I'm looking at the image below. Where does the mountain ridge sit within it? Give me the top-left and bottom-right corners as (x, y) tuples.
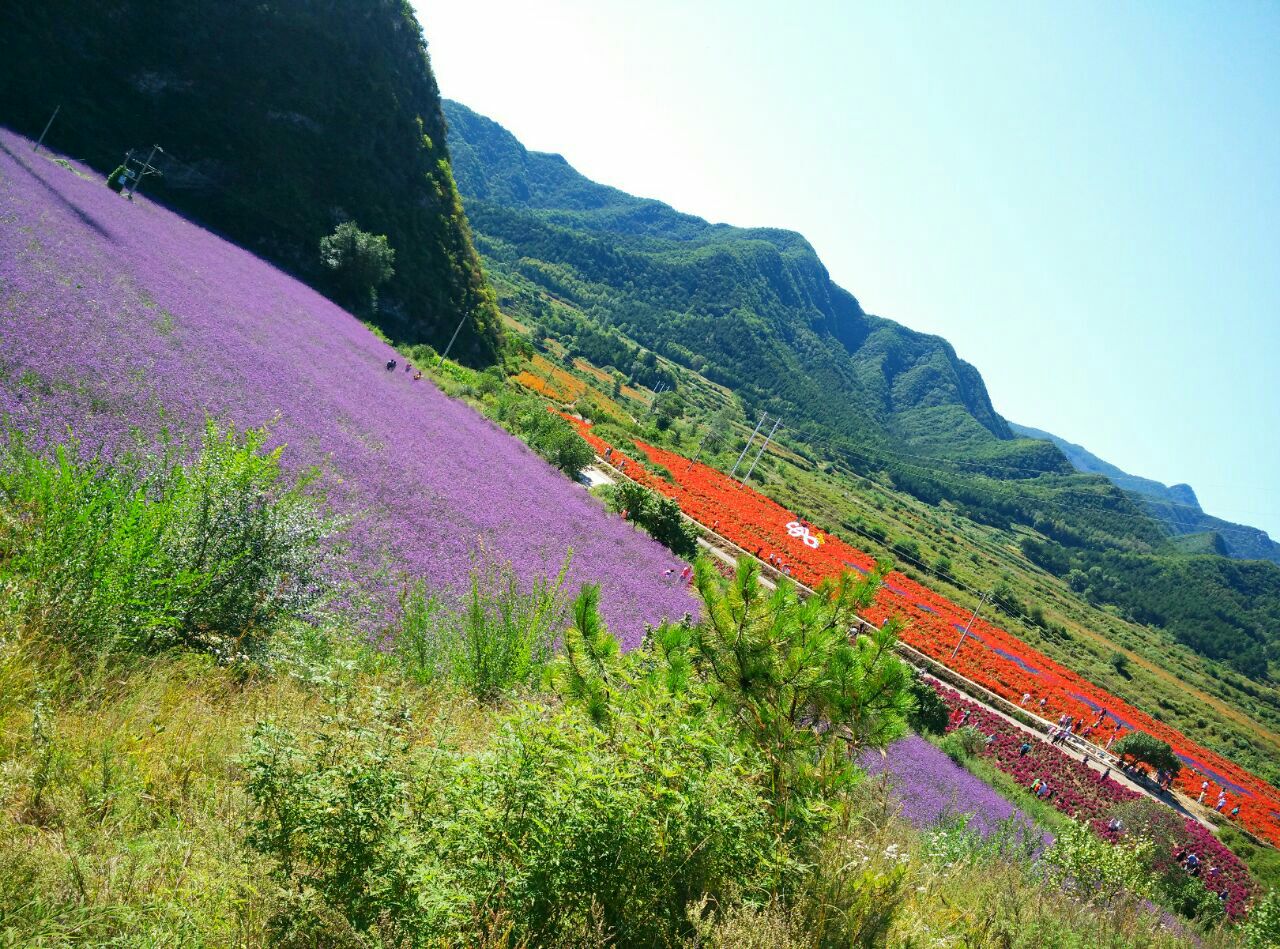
(444, 99), (1045, 468)
(1011, 423), (1280, 564)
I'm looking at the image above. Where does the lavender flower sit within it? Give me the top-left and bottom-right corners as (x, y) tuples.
(861, 735), (1047, 847)
(0, 130), (697, 644)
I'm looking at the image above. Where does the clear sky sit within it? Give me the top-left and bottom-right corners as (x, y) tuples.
(417, 0), (1280, 540)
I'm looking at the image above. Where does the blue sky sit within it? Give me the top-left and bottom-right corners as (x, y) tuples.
(417, 0), (1280, 540)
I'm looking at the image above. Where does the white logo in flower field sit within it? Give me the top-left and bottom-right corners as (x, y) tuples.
(786, 521), (823, 548)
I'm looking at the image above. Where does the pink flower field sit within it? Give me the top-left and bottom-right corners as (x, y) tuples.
(0, 130), (697, 641)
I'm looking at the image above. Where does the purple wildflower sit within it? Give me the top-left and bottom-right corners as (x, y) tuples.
(0, 130), (698, 645)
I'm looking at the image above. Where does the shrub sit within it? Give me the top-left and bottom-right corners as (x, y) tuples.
(245, 672), (778, 946)
(1242, 888), (1280, 947)
(489, 394), (595, 480)
(396, 554), (568, 700)
(938, 726), (986, 762)
(1043, 819), (1151, 908)
(319, 221), (396, 315)
(0, 420), (330, 664)
(906, 671), (950, 735)
(604, 481), (697, 558)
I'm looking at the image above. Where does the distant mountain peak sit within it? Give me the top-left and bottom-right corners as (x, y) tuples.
(1010, 422), (1278, 563)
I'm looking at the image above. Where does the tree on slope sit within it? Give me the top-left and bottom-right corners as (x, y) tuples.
(1112, 731), (1182, 778)
(320, 221), (396, 316)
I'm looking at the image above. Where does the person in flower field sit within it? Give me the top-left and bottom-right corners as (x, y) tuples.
(1198, 780), (1210, 804)
(1021, 692), (1031, 706)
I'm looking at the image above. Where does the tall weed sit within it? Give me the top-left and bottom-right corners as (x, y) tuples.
(0, 419), (331, 663)
(397, 553), (568, 700)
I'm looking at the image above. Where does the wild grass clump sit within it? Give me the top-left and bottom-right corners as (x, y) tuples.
(0, 426), (1261, 947)
(395, 553), (568, 700)
(0, 418), (332, 665)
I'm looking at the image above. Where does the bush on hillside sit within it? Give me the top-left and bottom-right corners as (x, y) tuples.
(319, 221), (396, 316)
(1112, 731), (1182, 778)
(489, 394), (594, 480)
(603, 481), (698, 559)
(0, 420), (331, 663)
(245, 663), (778, 946)
(907, 671), (951, 735)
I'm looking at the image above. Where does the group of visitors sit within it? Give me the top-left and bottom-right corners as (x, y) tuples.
(1194, 779), (1239, 816)
(1029, 776), (1055, 801)
(1172, 848), (1229, 901)
(383, 358), (422, 380)
(663, 564), (694, 585)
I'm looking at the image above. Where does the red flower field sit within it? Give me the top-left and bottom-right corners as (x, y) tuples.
(573, 419), (1280, 849)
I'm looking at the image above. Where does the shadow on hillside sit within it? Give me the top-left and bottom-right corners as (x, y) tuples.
(0, 136), (116, 243)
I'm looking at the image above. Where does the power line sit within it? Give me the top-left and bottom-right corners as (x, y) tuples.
(729, 412), (768, 478)
(742, 416), (781, 483)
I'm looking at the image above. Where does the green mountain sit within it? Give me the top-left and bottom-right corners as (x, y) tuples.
(1011, 423), (1280, 564)
(445, 100), (1280, 679)
(1, 0), (501, 362)
(445, 100), (1065, 473)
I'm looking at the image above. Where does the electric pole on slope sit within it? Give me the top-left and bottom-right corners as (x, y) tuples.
(646, 381), (668, 416)
(950, 590), (991, 661)
(123, 144), (163, 199)
(691, 427), (720, 464)
(742, 416), (781, 483)
(730, 412), (768, 477)
(437, 312), (468, 367)
(32, 105), (60, 154)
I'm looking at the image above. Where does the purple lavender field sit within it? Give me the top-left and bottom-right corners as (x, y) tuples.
(862, 736), (1047, 843)
(0, 130), (697, 642)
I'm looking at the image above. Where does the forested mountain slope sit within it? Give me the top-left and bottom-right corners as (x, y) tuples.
(445, 100), (1055, 469)
(1, 0), (501, 362)
(445, 100), (1280, 681)
(1013, 423), (1280, 564)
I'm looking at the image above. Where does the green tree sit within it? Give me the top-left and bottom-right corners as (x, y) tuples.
(652, 390), (684, 431)
(682, 557), (912, 837)
(319, 221), (396, 315)
(906, 671), (950, 735)
(1111, 731), (1182, 777)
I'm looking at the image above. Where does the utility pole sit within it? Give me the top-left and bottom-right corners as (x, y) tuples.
(742, 416), (780, 482)
(950, 590), (991, 661)
(646, 381), (668, 415)
(124, 144), (163, 199)
(32, 105), (60, 154)
(691, 427), (719, 464)
(730, 412), (767, 477)
(437, 312), (468, 367)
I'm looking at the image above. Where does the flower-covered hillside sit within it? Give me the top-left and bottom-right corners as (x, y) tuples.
(569, 417), (1280, 847)
(861, 735), (1047, 847)
(0, 131), (696, 641)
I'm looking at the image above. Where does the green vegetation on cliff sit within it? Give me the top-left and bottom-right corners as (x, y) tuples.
(2, 0), (501, 361)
